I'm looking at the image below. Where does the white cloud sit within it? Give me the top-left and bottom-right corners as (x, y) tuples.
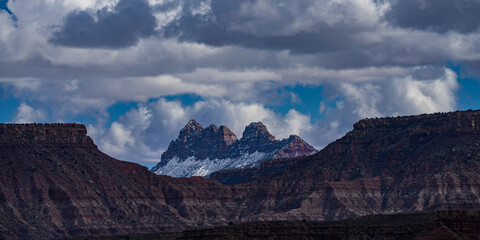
(282, 109), (313, 136)
(339, 68), (459, 119)
(178, 68), (281, 84)
(13, 103), (46, 123)
(90, 98), (314, 165)
(389, 68), (459, 115)
(100, 122), (135, 155)
(341, 83), (383, 118)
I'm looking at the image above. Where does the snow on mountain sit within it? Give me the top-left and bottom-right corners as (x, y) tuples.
(150, 119), (316, 177)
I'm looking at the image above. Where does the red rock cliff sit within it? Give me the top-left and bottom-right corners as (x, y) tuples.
(233, 110), (480, 222)
(0, 124), (236, 239)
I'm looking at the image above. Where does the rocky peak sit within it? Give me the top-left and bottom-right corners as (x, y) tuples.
(288, 135), (301, 141)
(218, 125), (237, 146)
(152, 120), (316, 177)
(273, 134), (317, 159)
(234, 122), (277, 155)
(202, 124), (220, 140)
(158, 120), (241, 164)
(205, 124), (218, 132)
(178, 119), (203, 140)
(242, 122), (275, 141)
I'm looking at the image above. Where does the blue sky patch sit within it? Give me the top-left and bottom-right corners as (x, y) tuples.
(450, 65), (480, 111)
(0, 0), (16, 20)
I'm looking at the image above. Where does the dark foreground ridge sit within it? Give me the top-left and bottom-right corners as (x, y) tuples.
(1, 109), (480, 239)
(71, 210), (480, 240)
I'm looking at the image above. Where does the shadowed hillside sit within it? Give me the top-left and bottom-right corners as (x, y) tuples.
(72, 210), (480, 240)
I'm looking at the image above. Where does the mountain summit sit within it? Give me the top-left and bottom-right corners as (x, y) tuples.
(150, 120), (316, 177)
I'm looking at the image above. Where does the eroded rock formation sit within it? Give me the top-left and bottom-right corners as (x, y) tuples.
(151, 120), (316, 177)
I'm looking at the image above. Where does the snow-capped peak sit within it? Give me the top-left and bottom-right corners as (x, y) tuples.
(150, 120), (316, 177)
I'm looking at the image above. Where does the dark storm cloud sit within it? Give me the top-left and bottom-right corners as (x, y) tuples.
(384, 0), (480, 33)
(50, 0), (157, 49)
(161, 0), (364, 54)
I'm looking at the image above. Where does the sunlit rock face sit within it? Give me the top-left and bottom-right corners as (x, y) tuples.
(151, 120), (316, 177)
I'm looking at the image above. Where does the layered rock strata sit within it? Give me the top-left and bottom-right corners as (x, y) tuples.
(0, 124), (236, 239)
(232, 110), (480, 222)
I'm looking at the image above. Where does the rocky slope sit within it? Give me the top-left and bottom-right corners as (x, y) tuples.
(232, 110), (480, 222)
(150, 120), (316, 177)
(210, 157), (301, 185)
(0, 124), (237, 239)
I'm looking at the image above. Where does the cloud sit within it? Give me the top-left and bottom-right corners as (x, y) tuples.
(389, 68), (459, 114)
(282, 109), (313, 136)
(50, 0), (157, 49)
(160, 0), (383, 54)
(13, 103), (46, 123)
(384, 0), (480, 33)
(339, 68), (459, 118)
(91, 98), (314, 165)
(2, 0), (480, 84)
(341, 83), (383, 118)
(98, 106), (151, 156)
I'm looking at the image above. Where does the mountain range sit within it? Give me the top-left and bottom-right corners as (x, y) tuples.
(1, 109), (480, 239)
(150, 120), (316, 177)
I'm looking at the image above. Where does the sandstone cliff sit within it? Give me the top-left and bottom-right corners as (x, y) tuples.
(0, 124), (236, 239)
(233, 110), (480, 222)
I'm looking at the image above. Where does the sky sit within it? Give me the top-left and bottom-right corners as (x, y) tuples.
(1, 0), (480, 168)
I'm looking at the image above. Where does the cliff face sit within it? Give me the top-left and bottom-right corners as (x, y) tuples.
(0, 123), (93, 145)
(151, 120), (316, 177)
(233, 110), (480, 222)
(0, 124), (236, 240)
